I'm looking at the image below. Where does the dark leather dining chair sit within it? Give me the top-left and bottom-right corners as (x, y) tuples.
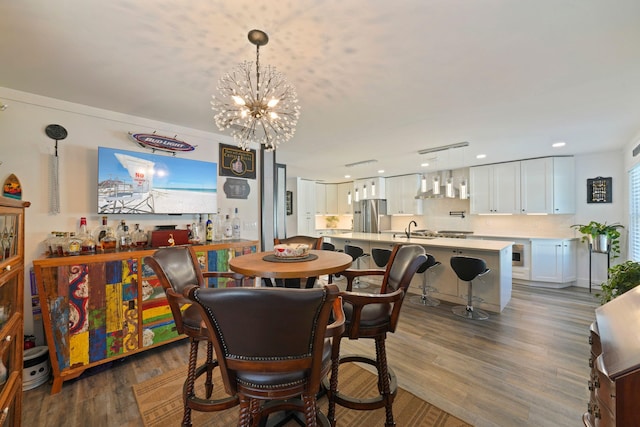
(325, 244), (426, 427)
(144, 246), (244, 427)
(186, 284), (345, 427)
(272, 235), (324, 288)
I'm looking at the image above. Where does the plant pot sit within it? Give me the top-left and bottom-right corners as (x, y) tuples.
(591, 234), (611, 253)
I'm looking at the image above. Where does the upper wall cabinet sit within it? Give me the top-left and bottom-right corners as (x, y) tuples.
(315, 183), (338, 215)
(337, 182), (354, 215)
(353, 177), (386, 200)
(386, 174), (423, 215)
(470, 162), (521, 214)
(470, 156), (575, 215)
(520, 157), (575, 214)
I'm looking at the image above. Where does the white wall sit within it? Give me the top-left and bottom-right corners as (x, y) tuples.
(0, 87), (261, 338)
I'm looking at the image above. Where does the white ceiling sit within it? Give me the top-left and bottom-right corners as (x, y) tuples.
(2, 0), (640, 182)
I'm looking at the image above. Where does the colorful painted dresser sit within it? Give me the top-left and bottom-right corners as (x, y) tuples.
(32, 240), (258, 394)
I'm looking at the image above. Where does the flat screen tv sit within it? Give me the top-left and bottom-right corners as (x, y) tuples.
(97, 146), (217, 214)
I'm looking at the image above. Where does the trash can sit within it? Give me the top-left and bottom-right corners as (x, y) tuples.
(23, 346), (50, 391)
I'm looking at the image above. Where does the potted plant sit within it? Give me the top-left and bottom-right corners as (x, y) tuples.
(598, 260), (640, 304)
(571, 221), (624, 258)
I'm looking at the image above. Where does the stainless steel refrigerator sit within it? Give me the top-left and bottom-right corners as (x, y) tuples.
(353, 199), (387, 233)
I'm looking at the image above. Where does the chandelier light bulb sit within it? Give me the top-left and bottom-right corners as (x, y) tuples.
(347, 191), (352, 205)
(371, 181), (376, 196)
(421, 175), (427, 192)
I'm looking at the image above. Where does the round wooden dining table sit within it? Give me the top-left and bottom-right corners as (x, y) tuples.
(229, 249), (353, 279)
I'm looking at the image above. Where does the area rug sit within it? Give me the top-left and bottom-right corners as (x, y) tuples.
(133, 363), (471, 427)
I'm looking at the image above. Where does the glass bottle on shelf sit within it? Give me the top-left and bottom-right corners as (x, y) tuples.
(206, 214), (213, 242)
(99, 227), (117, 251)
(223, 214), (233, 240)
(66, 232), (81, 256)
(132, 224), (148, 248)
(214, 210), (224, 241)
(232, 208), (241, 239)
(94, 216), (112, 245)
(44, 232), (58, 256)
(119, 224), (132, 250)
(188, 222), (201, 244)
(78, 217), (96, 254)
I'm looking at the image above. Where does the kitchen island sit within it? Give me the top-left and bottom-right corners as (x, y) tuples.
(329, 232), (513, 313)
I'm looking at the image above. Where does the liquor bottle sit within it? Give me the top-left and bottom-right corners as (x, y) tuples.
(99, 227), (117, 251)
(78, 217), (96, 254)
(189, 222), (201, 244)
(214, 210), (224, 241)
(116, 220), (127, 250)
(223, 214), (233, 239)
(119, 224), (132, 250)
(66, 232), (81, 256)
(206, 214), (214, 242)
(232, 208), (241, 239)
(132, 224), (148, 248)
(94, 216), (111, 244)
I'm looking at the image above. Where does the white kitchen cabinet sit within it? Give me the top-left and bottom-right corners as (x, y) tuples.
(470, 162), (521, 214)
(520, 157), (575, 214)
(315, 183), (338, 215)
(386, 174), (423, 215)
(315, 183), (326, 215)
(295, 178), (317, 235)
(353, 177), (386, 200)
(337, 182), (354, 215)
(530, 239), (577, 284)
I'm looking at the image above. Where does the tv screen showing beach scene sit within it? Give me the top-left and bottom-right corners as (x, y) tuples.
(97, 146), (217, 214)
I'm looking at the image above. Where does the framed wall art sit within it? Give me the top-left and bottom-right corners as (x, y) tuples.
(587, 176), (612, 203)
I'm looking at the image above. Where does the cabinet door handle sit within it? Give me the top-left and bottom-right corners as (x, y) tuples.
(3, 264), (9, 272)
(4, 335), (11, 342)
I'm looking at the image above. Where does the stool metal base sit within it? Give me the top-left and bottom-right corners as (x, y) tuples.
(452, 305), (489, 320)
(409, 294), (440, 307)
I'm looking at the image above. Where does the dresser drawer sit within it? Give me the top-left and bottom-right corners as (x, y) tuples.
(593, 356), (615, 417)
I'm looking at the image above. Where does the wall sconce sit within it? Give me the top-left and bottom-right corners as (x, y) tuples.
(421, 175), (427, 192)
(347, 191), (352, 205)
(371, 181), (375, 196)
(355, 187), (360, 202)
(459, 179), (468, 200)
(432, 176), (440, 195)
(363, 184), (368, 199)
(0, 102), (7, 111)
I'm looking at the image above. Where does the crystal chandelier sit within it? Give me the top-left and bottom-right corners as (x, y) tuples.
(211, 29), (301, 151)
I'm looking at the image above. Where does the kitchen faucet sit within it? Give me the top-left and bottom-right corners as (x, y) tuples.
(405, 220), (418, 238)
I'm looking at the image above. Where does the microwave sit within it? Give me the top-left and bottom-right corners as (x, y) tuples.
(513, 244), (524, 267)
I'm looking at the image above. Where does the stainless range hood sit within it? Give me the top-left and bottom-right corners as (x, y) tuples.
(415, 170), (468, 200)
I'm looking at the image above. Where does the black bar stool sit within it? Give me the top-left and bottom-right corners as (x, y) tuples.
(371, 248), (392, 269)
(322, 242), (336, 284)
(450, 256), (491, 320)
(409, 253), (441, 307)
(344, 244), (370, 289)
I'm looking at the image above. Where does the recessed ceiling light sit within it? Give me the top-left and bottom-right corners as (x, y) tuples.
(552, 141), (566, 148)
(378, 169), (385, 174)
(476, 154), (486, 159)
(344, 174), (351, 179)
(420, 162), (429, 167)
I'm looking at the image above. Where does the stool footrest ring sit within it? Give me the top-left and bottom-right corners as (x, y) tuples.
(186, 361), (239, 411)
(323, 354), (397, 411)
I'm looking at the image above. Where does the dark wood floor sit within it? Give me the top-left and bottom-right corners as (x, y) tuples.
(22, 282), (600, 427)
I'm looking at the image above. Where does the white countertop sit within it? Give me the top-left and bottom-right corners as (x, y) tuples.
(330, 232), (513, 252)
